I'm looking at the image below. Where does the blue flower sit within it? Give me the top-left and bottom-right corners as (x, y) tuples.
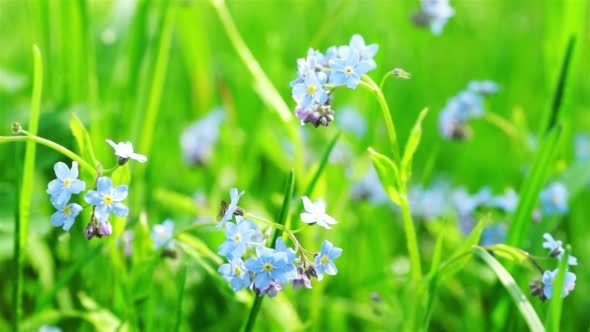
(350, 166), (389, 204)
(106, 139), (147, 163)
(218, 216), (258, 259)
(409, 180), (452, 220)
(480, 223), (507, 246)
(84, 177), (128, 222)
(152, 219), (174, 250)
(275, 237), (298, 280)
(338, 34), (378, 70)
(290, 49), (328, 87)
(218, 188), (244, 229)
(245, 247), (293, 290)
(292, 71), (328, 110)
(253, 280), (283, 298)
(314, 240), (342, 281)
(574, 133), (590, 162)
(301, 196), (338, 229)
(180, 108), (224, 166)
(330, 51), (372, 89)
(452, 187), (492, 217)
(336, 106), (367, 137)
(219, 258), (251, 292)
(542, 233), (577, 266)
(46, 161), (86, 207)
(542, 269), (576, 299)
(539, 182), (568, 216)
(50, 203), (82, 231)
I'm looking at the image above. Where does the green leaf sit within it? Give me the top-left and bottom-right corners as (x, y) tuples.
(507, 125), (562, 246)
(174, 265), (187, 332)
(423, 232), (444, 330)
(439, 218), (487, 280)
(401, 108), (429, 181)
(546, 246), (570, 332)
(559, 160), (590, 198)
(473, 247), (545, 332)
(304, 132), (340, 196)
(485, 244), (530, 265)
(69, 113), (98, 167)
(368, 147), (401, 204)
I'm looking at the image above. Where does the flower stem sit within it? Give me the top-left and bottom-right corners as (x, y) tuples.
(360, 75), (400, 160)
(398, 193), (422, 283)
(0, 134), (94, 174)
(241, 170), (295, 332)
(481, 112), (522, 142)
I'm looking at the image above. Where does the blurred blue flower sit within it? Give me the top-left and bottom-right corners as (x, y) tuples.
(218, 188), (244, 229)
(452, 187), (492, 217)
(480, 223), (507, 246)
(180, 108), (224, 166)
(152, 219), (174, 250)
(245, 247), (293, 290)
(488, 188), (519, 213)
(338, 34), (378, 71)
(539, 182), (568, 216)
(330, 51), (372, 89)
(50, 203), (82, 231)
(46, 161), (86, 207)
(218, 216), (257, 259)
(542, 233), (577, 266)
(39, 326), (62, 332)
(275, 237), (298, 280)
(84, 177), (128, 222)
(300, 196), (338, 229)
(254, 280), (283, 298)
(574, 133), (590, 162)
(292, 267), (312, 290)
(315, 240), (342, 281)
(337, 106), (367, 137)
(219, 258), (251, 292)
(292, 71), (328, 110)
(350, 166), (389, 204)
(542, 269), (576, 299)
(409, 181), (452, 220)
(420, 0), (455, 35)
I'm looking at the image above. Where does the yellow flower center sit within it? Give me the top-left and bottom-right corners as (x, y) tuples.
(320, 255), (329, 265)
(233, 234), (241, 242)
(306, 84), (317, 94)
(63, 178), (72, 188)
(234, 266), (242, 275)
(102, 194), (113, 205)
(344, 66), (354, 74)
(63, 205), (71, 216)
(263, 263), (274, 272)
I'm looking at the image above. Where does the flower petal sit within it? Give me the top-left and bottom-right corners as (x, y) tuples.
(54, 162), (70, 180)
(96, 177), (112, 193)
(111, 202), (129, 217)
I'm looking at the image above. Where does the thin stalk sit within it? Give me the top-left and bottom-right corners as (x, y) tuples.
(241, 171), (295, 332)
(360, 75), (400, 160)
(398, 194), (422, 283)
(1, 135), (94, 173)
(481, 112), (521, 142)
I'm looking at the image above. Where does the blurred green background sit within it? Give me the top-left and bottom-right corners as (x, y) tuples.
(0, 0), (589, 330)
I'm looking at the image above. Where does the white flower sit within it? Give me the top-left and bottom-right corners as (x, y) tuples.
(152, 219), (174, 250)
(106, 139), (147, 163)
(300, 196), (337, 229)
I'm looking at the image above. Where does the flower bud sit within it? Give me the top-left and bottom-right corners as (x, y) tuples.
(97, 221), (113, 237)
(392, 68), (411, 79)
(11, 122), (21, 134)
(85, 223), (98, 240)
(117, 156), (129, 166)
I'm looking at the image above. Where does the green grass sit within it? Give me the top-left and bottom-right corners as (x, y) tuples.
(0, 0), (589, 331)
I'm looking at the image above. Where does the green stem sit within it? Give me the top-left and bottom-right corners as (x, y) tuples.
(242, 170), (295, 332)
(379, 71), (394, 91)
(360, 75), (400, 160)
(398, 194), (422, 283)
(1, 135), (94, 174)
(481, 112), (521, 142)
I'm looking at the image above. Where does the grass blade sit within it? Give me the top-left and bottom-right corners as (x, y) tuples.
(174, 264), (188, 332)
(544, 37), (575, 133)
(14, 45), (43, 331)
(401, 108), (428, 181)
(473, 247), (545, 332)
(304, 132), (341, 196)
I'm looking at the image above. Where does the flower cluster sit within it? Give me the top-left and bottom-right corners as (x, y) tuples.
(216, 188), (342, 297)
(412, 0), (455, 36)
(530, 233), (577, 301)
(180, 108), (224, 166)
(438, 80), (499, 140)
(291, 35), (378, 127)
(46, 139), (146, 239)
(539, 181), (568, 217)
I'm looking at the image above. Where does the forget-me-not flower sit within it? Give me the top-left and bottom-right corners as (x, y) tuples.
(152, 219), (175, 250)
(350, 166), (389, 204)
(409, 181), (452, 220)
(488, 189), (519, 213)
(330, 51), (372, 89)
(542, 269), (576, 299)
(539, 182), (568, 216)
(292, 71), (328, 111)
(218, 188), (244, 229)
(468, 80), (499, 95)
(420, 0), (455, 35)
(245, 247), (292, 290)
(338, 34), (378, 70)
(218, 216), (257, 259)
(337, 106), (367, 137)
(84, 177), (129, 222)
(480, 223), (507, 246)
(219, 258), (251, 292)
(314, 240), (342, 281)
(47, 161), (86, 207)
(180, 108), (224, 166)
(300, 196), (337, 229)
(542, 233), (577, 265)
(106, 139), (147, 163)
(275, 237), (298, 280)
(50, 202), (83, 231)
